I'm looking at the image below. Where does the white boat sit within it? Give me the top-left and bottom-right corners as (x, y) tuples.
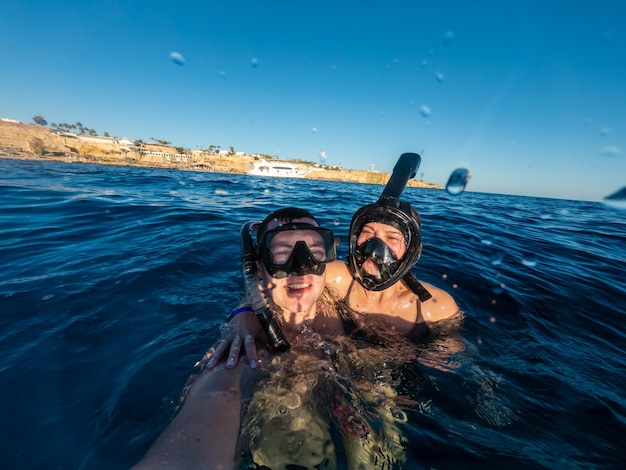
(247, 159), (308, 178)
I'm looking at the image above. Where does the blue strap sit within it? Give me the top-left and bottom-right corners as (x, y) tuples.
(227, 305), (254, 322)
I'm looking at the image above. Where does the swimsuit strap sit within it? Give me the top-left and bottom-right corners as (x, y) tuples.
(403, 273), (432, 340)
(338, 279), (361, 335)
(342, 277), (357, 303)
(406, 309), (431, 341)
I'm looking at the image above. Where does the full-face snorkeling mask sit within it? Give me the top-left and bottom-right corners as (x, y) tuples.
(347, 152), (430, 296)
(349, 198), (422, 291)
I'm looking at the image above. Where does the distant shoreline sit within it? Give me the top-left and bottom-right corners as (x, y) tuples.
(0, 118), (442, 188)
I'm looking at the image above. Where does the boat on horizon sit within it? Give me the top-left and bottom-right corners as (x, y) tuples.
(247, 159), (308, 178)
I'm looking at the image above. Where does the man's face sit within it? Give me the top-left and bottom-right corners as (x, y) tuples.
(258, 217), (327, 315)
(356, 221), (406, 276)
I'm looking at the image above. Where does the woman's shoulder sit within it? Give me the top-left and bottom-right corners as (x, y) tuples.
(419, 281), (460, 323)
(325, 261), (352, 294)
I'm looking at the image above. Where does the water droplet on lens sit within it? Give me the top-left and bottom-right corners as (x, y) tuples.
(219, 70), (226, 78)
(492, 283), (506, 294)
(312, 127), (317, 133)
(600, 145), (621, 157)
(521, 253), (538, 267)
(319, 150), (327, 162)
(443, 30), (455, 45)
(603, 186), (626, 209)
(170, 51), (185, 66)
(600, 127), (611, 135)
(445, 167), (471, 195)
(419, 105), (431, 118)
(435, 71), (445, 83)
(251, 57), (259, 68)
(489, 251), (505, 265)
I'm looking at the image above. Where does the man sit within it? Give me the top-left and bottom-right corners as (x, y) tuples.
(133, 207), (343, 469)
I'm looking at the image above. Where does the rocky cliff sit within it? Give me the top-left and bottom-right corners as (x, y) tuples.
(0, 119), (441, 188)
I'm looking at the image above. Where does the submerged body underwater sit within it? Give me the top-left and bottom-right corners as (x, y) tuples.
(1, 159), (625, 469)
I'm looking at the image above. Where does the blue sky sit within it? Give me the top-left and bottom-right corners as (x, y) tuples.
(2, 0), (624, 201)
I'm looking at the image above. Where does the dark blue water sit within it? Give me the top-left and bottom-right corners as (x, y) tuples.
(1, 159), (625, 469)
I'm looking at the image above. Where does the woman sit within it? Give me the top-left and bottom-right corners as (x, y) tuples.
(328, 193), (461, 341)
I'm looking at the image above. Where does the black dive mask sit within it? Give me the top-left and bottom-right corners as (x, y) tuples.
(353, 237), (402, 290)
(348, 203), (422, 291)
(258, 224), (336, 279)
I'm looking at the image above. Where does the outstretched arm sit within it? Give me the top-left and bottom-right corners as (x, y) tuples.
(132, 362), (246, 469)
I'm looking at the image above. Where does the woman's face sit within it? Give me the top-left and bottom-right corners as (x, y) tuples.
(356, 221), (406, 275)
(258, 217), (327, 316)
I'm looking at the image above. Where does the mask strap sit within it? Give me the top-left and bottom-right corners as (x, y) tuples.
(403, 272), (432, 302)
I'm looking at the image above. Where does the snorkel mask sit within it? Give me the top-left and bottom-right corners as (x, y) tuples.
(348, 153), (423, 291)
(257, 223), (336, 278)
(240, 208), (337, 352)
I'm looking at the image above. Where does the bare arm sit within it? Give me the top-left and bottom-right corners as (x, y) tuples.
(132, 363), (246, 469)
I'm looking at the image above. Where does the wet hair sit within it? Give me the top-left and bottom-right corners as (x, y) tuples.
(256, 207), (320, 243)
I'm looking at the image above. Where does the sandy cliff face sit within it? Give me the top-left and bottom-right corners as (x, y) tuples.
(0, 119), (441, 188)
(1, 120), (63, 154)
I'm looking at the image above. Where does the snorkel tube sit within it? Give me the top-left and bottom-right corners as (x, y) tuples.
(382, 153), (432, 300)
(349, 152), (432, 300)
(380, 152), (420, 203)
(240, 221), (290, 352)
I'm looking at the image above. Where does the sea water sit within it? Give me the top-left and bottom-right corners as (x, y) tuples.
(1, 158), (624, 469)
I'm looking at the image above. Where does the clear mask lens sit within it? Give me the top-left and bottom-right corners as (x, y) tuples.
(259, 225), (336, 278)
